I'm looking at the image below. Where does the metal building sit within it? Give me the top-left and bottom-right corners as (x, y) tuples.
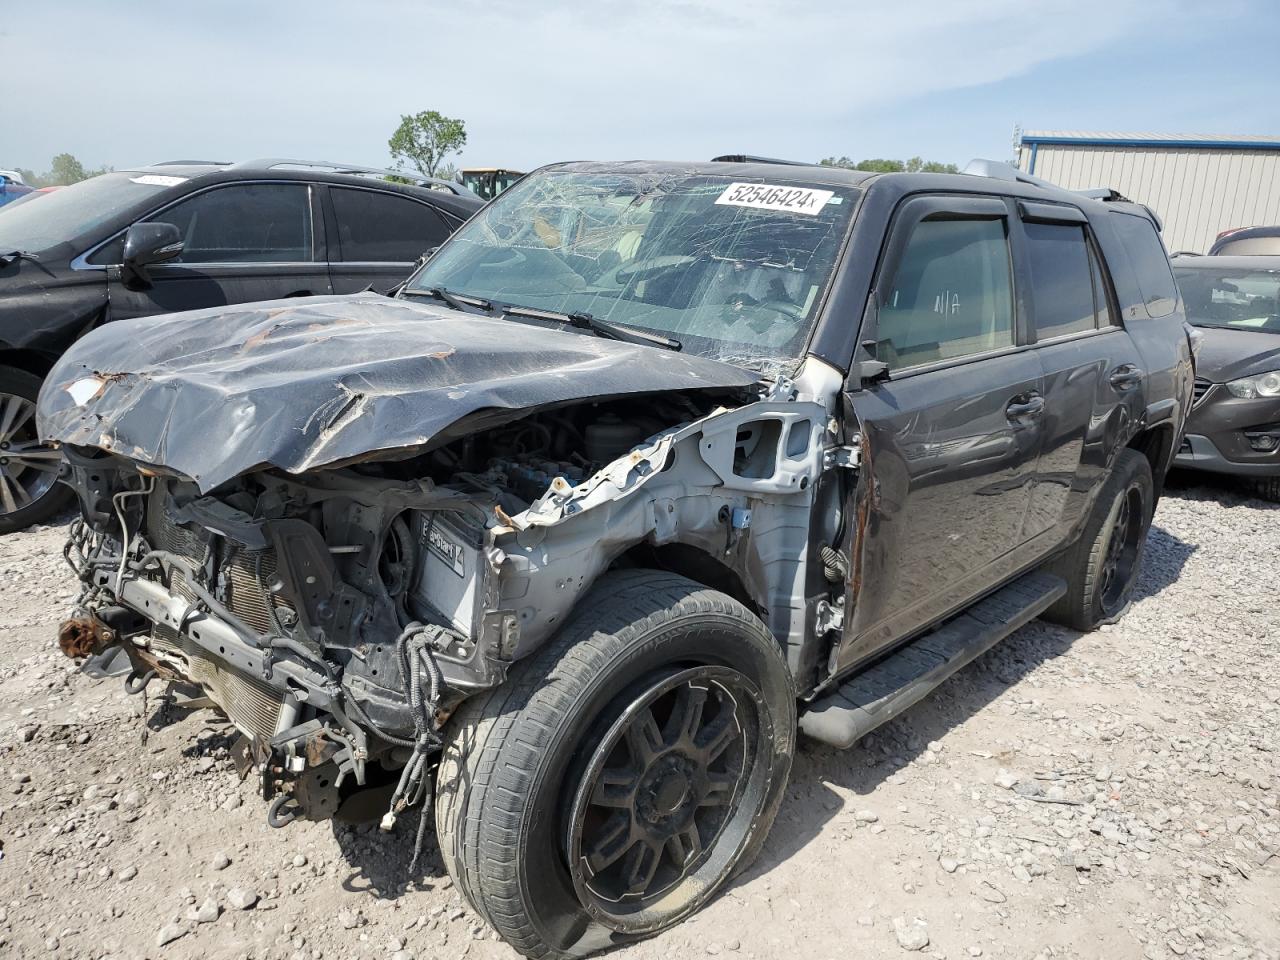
(1016, 131), (1280, 254)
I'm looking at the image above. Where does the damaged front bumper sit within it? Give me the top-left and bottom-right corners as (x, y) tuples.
(61, 589), (373, 827)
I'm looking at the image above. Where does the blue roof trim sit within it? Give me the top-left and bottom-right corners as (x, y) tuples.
(1021, 135), (1280, 151)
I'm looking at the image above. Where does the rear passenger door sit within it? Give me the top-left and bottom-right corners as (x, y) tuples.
(323, 186), (455, 294)
(839, 195), (1045, 671)
(107, 182), (332, 321)
(1015, 202), (1146, 545)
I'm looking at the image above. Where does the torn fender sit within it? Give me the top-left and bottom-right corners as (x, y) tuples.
(493, 397), (832, 658)
(36, 293), (760, 493)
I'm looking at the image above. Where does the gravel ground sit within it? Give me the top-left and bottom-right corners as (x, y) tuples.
(0, 472), (1277, 960)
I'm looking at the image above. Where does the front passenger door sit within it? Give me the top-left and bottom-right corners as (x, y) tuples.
(107, 182), (331, 321)
(837, 196), (1045, 673)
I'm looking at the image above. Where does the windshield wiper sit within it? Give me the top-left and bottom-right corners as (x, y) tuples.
(403, 286), (494, 313)
(500, 304), (682, 352)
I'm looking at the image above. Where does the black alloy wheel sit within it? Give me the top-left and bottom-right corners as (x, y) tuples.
(566, 665), (761, 931)
(434, 570), (795, 959)
(1042, 447), (1154, 631)
(1097, 482), (1146, 618)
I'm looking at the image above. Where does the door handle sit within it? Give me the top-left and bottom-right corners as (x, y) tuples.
(1109, 364), (1144, 390)
(1006, 394), (1046, 421)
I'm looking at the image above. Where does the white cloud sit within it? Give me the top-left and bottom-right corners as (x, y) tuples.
(0, 0), (1223, 172)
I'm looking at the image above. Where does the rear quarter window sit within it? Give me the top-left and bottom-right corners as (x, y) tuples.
(1111, 212), (1178, 318)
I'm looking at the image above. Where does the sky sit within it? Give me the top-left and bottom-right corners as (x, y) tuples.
(3, 0), (1279, 177)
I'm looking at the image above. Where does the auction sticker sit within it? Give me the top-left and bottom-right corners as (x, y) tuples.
(715, 182), (834, 216)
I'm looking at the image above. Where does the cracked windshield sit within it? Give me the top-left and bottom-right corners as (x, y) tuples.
(405, 169), (858, 371)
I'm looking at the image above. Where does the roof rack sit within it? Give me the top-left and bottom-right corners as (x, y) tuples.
(963, 158), (1056, 189)
(963, 158), (1133, 202)
(710, 154), (808, 166)
(150, 160), (232, 167)
(963, 159), (1166, 231)
(230, 158), (473, 196)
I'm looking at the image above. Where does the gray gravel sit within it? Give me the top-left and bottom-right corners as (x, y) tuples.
(0, 474), (1277, 960)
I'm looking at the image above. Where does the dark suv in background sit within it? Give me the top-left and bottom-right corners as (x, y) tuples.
(0, 159), (482, 530)
(43, 158), (1193, 958)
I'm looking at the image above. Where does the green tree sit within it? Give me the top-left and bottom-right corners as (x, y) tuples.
(819, 155), (958, 174)
(388, 110), (467, 179)
(48, 153), (88, 185)
(11, 156), (112, 188)
(905, 156), (959, 174)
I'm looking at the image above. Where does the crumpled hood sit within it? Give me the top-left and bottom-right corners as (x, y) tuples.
(1193, 326), (1280, 383)
(37, 293), (760, 492)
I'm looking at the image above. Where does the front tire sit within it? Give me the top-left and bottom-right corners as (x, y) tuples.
(0, 366), (73, 534)
(1042, 447), (1154, 630)
(435, 570), (795, 958)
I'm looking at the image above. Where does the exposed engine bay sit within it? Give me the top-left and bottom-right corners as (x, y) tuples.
(55, 359), (848, 829)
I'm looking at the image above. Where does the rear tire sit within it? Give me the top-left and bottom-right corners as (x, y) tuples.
(1042, 447), (1154, 631)
(0, 366), (73, 534)
(434, 570), (795, 958)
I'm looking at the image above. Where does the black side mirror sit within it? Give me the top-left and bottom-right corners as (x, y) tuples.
(122, 222), (183, 286)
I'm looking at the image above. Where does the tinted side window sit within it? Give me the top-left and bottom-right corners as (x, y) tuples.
(1111, 212), (1177, 317)
(1024, 222), (1096, 339)
(877, 217), (1014, 368)
(331, 188), (450, 262)
(153, 184), (314, 264)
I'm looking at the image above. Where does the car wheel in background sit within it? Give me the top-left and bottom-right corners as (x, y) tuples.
(0, 367), (73, 534)
(1247, 477), (1280, 503)
(435, 570), (795, 958)
(1042, 448), (1154, 631)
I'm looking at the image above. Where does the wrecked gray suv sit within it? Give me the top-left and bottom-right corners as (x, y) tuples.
(39, 159), (1194, 958)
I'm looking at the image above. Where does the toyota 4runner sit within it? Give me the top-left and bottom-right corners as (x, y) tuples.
(39, 158), (1194, 958)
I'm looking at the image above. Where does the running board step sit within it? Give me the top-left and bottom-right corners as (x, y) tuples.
(798, 571), (1066, 749)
